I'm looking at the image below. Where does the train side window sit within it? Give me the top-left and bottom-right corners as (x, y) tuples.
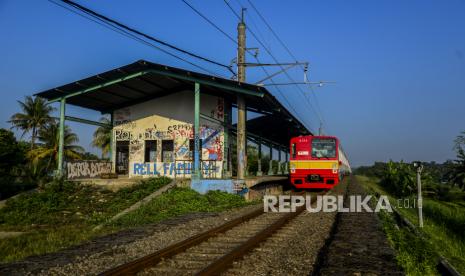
(291, 143), (296, 159)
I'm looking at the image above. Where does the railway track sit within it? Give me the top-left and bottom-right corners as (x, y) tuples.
(99, 190), (314, 276)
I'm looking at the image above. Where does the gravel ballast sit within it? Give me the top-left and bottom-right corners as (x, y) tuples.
(0, 205), (260, 276)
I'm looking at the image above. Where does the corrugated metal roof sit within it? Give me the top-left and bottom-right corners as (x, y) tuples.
(35, 59), (311, 144)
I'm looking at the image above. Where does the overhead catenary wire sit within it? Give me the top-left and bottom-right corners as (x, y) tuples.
(56, 0), (236, 76)
(222, 0), (316, 132)
(48, 0), (222, 77)
(225, 0), (322, 128)
(245, 0), (328, 132)
(182, 0), (312, 130)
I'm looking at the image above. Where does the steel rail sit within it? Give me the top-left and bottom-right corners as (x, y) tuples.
(197, 190), (315, 275)
(99, 208), (264, 276)
(99, 190), (307, 276)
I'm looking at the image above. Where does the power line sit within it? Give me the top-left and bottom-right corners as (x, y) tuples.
(245, 0), (328, 131)
(48, 0), (221, 77)
(222, 0), (316, 132)
(181, 0), (237, 44)
(57, 0), (235, 76)
(225, 0), (321, 122)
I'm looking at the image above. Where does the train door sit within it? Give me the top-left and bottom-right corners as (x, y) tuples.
(116, 141), (129, 175)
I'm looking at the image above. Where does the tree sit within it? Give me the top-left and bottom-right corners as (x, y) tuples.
(29, 122), (84, 171)
(9, 96), (55, 150)
(0, 129), (26, 176)
(91, 116), (112, 159)
(448, 131), (465, 189)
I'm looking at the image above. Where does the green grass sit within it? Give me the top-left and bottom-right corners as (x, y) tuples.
(0, 177), (253, 263)
(378, 210), (438, 275)
(0, 177), (169, 262)
(112, 187), (253, 227)
(357, 175), (465, 275)
(0, 177), (172, 228)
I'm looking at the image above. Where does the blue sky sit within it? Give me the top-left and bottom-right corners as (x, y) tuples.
(1, 0), (464, 166)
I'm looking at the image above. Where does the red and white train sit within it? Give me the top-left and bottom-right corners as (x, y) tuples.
(289, 135), (351, 189)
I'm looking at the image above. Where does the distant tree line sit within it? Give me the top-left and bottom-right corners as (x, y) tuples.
(354, 131), (465, 201)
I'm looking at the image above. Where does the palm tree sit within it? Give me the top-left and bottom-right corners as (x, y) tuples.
(92, 117), (112, 159)
(29, 122), (84, 171)
(9, 96), (55, 150)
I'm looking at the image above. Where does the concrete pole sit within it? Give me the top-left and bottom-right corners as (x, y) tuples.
(193, 83), (201, 180)
(57, 97), (66, 176)
(268, 144), (274, 175)
(257, 137), (262, 176)
(277, 147), (282, 175)
(109, 113), (115, 173)
(417, 165), (424, 228)
(236, 8), (247, 180)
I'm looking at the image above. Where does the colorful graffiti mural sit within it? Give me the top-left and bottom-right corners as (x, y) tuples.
(112, 92), (226, 178)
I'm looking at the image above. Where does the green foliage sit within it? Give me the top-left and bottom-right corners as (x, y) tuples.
(378, 210), (438, 275)
(8, 96), (55, 150)
(91, 116), (112, 159)
(447, 149), (465, 190)
(359, 175), (465, 274)
(113, 187), (251, 227)
(0, 129), (36, 199)
(0, 177), (171, 227)
(0, 224), (110, 263)
(354, 162), (389, 178)
(0, 177), (251, 263)
(422, 200), (465, 239)
(28, 122), (84, 171)
(80, 152), (100, 160)
(381, 161), (416, 197)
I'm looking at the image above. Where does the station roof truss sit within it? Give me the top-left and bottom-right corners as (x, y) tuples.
(35, 60), (311, 147)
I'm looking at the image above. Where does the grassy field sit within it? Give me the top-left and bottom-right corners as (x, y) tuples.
(357, 175), (465, 275)
(0, 178), (252, 263)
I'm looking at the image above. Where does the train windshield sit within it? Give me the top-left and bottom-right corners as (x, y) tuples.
(311, 138), (336, 158)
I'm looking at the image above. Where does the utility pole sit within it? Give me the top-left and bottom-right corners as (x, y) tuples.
(414, 162), (424, 228)
(236, 8), (247, 180)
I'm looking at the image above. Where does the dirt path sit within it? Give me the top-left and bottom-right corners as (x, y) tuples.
(314, 176), (403, 275)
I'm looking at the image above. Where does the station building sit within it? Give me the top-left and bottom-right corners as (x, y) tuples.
(36, 60), (310, 180)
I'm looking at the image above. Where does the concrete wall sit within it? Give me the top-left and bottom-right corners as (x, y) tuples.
(112, 90), (226, 178)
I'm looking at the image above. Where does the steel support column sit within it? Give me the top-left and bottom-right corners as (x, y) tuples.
(268, 144), (274, 175)
(257, 137), (263, 176)
(57, 98), (66, 175)
(277, 147), (282, 175)
(224, 101), (232, 178)
(109, 113), (115, 173)
(237, 97), (246, 179)
(193, 82), (201, 179)
(284, 149), (289, 174)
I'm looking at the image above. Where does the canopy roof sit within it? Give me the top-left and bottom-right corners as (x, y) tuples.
(35, 60), (311, 146)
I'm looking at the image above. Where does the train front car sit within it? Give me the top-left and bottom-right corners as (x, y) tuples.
(290, 135), (341, 189)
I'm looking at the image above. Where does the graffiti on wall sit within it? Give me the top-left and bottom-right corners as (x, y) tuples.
(132, 161), (220, 177)
(67, 161), (112, 179)
(115, 129), (132, 141)
(112, 94), (226, 178)
(211, 98), (224, 121)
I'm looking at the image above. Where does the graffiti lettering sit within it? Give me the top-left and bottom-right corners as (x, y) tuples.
(67, 161), (112, 179)
(115, 130), (132, 141)
(132, 162), (219, 177)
